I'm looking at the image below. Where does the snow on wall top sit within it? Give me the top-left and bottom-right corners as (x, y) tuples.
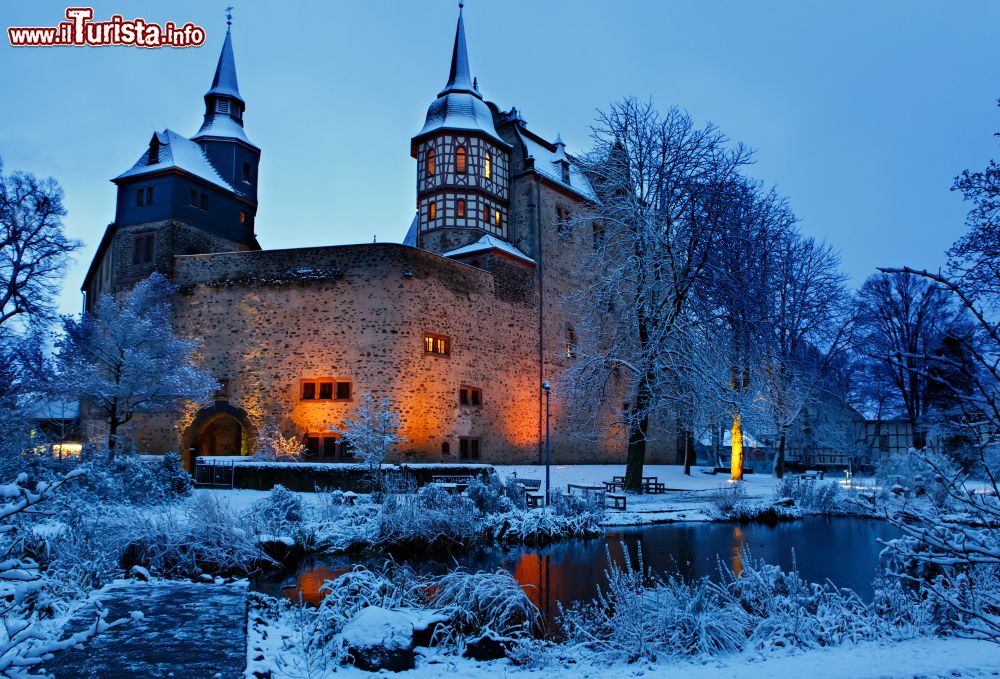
(519, 130), (598, 203)
(115, 129), (234, 192)
(442, 233), (535, 264)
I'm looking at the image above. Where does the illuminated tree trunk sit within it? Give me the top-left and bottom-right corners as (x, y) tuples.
(730, 412), (744, 481)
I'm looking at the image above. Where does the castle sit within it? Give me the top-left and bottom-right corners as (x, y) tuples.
(81, 8), (682, 468)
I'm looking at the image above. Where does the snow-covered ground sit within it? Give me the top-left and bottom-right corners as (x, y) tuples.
(495, 464), (785, 524)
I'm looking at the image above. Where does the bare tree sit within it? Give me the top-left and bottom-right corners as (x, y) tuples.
(855, 272), (955, 439)
(0, 156), (80, 333)
(564, 99), (751, 492)
(331, 393), (405, 492)
(56, 273), (217, 454)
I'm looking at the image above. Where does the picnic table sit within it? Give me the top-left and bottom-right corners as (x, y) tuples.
(568, 483), (627, 511)
(611, 475), (666, 494)
(429, 475), (474, 493)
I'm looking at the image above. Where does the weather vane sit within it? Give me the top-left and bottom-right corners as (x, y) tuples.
(226, 5), (234, 27)
(459, 2), (464, 9)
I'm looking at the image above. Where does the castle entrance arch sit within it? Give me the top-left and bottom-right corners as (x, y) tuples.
(181, 402), (254, 470)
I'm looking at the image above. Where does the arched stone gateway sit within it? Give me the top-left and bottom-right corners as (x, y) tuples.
(182, 402), (254, 470)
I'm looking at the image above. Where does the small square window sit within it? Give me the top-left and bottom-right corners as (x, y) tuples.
(335, 381), (351, 401)
(460, 388), (469, 406)
(460, 386), (482, 407)
(214, 378), (230, 398)
(459, 437), (480, 460)
(318, 382), (334, 400)
(305, 436), (320, 458)
(302, 382), (317, 400)
(424, 333), (449, 356)
(323, 437), (338, 458)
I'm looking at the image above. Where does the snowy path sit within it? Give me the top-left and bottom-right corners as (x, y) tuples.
(46, 580), (248, 678)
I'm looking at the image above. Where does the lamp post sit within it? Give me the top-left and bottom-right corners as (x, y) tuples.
(542, 381), (551, 506)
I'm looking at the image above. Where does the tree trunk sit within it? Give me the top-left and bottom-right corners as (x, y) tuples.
(107, 398), (119, 458)
(624, 416), (649, 492)
(731, 413), (744, 481)
(774, 427), (787, 478)
(682, 428), (696, 475)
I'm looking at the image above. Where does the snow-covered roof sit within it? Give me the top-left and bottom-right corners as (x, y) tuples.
(442, 234), (535, 265)
(206, 27), (243, 103)
(403, 214), (418, 246)
(24, 399), (79, 421)
(415, 8), (506, 146)
(115, 129), (234, 192)
(193, 112), (254, 145)
(518, 130), (598, 202)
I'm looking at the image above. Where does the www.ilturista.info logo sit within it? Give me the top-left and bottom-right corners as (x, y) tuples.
(8, 7), (206, 48)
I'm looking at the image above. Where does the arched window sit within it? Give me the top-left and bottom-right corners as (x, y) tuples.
(456, 146), (467, 174)
(484, 152), (492, 180)
(456, 199), (466, 218)
(426, 148), (436, 176)
(428, 202), (437, 221)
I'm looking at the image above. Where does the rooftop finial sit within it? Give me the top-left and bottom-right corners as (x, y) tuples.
(225, 5), (233, 27)
(459, 1), (464, 9)
(440, 1), (476, 97)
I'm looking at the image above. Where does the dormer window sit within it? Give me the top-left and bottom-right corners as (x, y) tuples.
(456, 146), (467, 174)
(427, 148), (436, 176)
(561, 163), (570, 184)
(216, 99), (230, 114)
(484, 152), (492, 180)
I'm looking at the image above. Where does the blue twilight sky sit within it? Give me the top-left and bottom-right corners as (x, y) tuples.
(1, 1), (997, 316)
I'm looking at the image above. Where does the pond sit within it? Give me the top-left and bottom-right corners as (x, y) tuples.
(256, 517), (897, 628)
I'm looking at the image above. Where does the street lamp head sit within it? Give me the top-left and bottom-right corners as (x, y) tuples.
(541, 381), (551, 391)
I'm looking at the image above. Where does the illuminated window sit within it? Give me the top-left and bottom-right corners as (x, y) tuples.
(424, 333), (449, 356)
(427, 148), (436, 176)
(456, 199), (466, 217)
(460, 386), (483, 407)
(459, 437), (480, 460)
(566, 326), (576, 359)
(428, 202), (437, 221)
(483, 204), (490, 224)
(456, 146), (467, 174)
(240, 211), (247, 225)
(494, 209), (502, 228)
(301, 380), (352, 401)
(484, 152), (492, 179)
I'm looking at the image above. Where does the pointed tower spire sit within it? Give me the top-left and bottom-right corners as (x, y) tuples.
(206, 13), (243, 104)
(439, 2), (478, 98)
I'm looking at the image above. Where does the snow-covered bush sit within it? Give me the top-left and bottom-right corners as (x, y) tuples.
(551, 489), (605, 521)
(0, 470), (133, 677)
(377, 486), (478, 549)
(875, 450), (961, 507)
(560, 544), (921, 663)
(466, 477), (513, 515)
(69, 452), (191, 505)
(430, 569), (540, 640)
(121, 494), (274, 578)
(253, 418), (305, 462)
(708, 482), (749, 518)
(252, 484), (303, 535)
(773, 477), (842, 513)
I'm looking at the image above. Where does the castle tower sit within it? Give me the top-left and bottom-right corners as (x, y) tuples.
(82, 18), (261, 310)
(409, 5), (513, 257)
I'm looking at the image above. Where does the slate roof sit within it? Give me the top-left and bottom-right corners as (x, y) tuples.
(442, 234), (535, 265)
(114, 129), (234, 192)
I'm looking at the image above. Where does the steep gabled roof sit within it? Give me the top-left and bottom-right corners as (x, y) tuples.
(114, 129), (235, 192)
(206, 27), (243, 103)
(516, 128), (598, 203)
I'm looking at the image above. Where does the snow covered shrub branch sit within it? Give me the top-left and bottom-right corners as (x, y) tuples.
(880, 450), (1000, 641)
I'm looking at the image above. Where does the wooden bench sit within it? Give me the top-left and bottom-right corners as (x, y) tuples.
(800, 470), (825, 481)
(607, 493), (627, 510)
